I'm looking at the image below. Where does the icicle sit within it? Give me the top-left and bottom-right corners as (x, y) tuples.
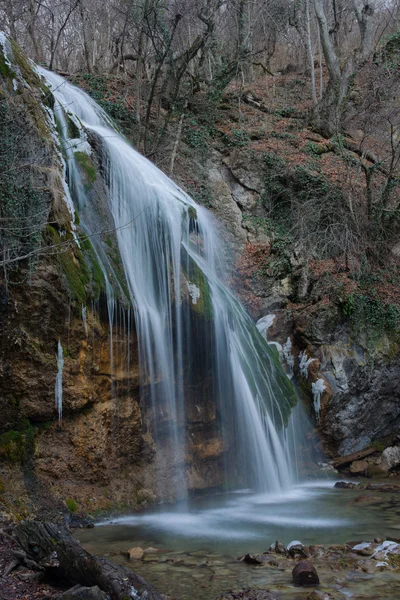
(298, 350), (316, 379)
(82, 304), (88, 336)
(282, 337), (295, 378)
(55, 340), (64, 422)
(311, 378), (325, 423)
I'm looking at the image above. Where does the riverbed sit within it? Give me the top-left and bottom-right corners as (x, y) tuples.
(76, 479), (400, 599)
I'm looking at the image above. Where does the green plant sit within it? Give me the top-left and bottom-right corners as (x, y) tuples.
(275, 106), (296, 118)
(342, 292), (400, 334)
(66, 498), (78, 512)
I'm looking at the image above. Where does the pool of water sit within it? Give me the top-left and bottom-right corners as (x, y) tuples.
(76, 479), (400, 599)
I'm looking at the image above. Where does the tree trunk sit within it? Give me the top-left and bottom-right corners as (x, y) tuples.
(306, 0), (317, 106)
(14, 521), (163, 600)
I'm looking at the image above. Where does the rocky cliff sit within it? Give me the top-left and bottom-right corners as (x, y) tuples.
(0, 38), (225, 520)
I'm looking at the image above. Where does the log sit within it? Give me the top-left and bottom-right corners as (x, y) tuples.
(331, 447), (376, 468)
(14, 521), (164, 600)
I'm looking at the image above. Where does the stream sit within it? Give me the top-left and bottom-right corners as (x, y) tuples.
(76, 479), (400, 599)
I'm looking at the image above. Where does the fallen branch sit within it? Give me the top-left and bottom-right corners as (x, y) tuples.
(14, 521), (163, 600)
(331, 446), (377, 468)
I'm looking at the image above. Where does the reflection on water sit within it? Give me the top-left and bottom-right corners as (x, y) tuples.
(77, 480), (400, 599)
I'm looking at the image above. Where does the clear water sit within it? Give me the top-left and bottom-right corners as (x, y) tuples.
(76, 480), (400, 599)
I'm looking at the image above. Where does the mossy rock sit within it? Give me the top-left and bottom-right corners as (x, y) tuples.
(74, 151), (96, 191)
(0, 45), (16, 81)
(45, 225), (105, 303)
(0, 427), (34, 464)
(182, 254), (213, 318)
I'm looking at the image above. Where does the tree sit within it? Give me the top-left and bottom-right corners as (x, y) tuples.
(313, 0), (376, 135)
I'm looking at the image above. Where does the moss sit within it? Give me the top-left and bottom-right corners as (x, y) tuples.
(188, 206), (197, 221)
(80, 237), (106, 299)
(183, 254), (213, 318)
(66, 113), (80, 138)
(59, 245), (91, 304)
(0, 427), (34, 464)
(74, 151), (96, 191)
(0, 47), (16, 80)
(0, 475), (4, 495)
(66, 498), (78, 512)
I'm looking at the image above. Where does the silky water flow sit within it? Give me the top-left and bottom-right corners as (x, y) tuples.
(41, 67), (300, 499)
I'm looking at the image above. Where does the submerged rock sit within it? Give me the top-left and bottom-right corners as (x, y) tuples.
(215, 590), (278, 600)
(128, 547), (145, 560)
(292, 560), (320, 586)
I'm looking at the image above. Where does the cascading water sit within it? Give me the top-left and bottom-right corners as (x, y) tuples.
(41, 68), (299, 497)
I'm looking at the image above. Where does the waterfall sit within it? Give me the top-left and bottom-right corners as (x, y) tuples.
(41, 68), (299, 496)
(55, 340), (64, 422)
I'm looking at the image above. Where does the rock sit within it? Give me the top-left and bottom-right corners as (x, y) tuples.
(128, 547), (144, 560)
(242, 554), (262, 565)
(292, 560), (320, 586)
(349, 460), (368, 474)
(351, 542), (375, 556)
(374, 537), (383, 544)
(258, 554), (279, 566)
(215, 590), (278, 600)
(334, 481), (356, 489)
(357, 559), (375, 573)
(55, 586), (110, 600)
(287, 540), (308, 557)
(380, 446), (400, 471)
(273, 540), (286, 554)
(307, 591), (333, 600)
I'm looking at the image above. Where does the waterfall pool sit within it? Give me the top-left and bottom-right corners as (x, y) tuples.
(75, 479), (400, 599)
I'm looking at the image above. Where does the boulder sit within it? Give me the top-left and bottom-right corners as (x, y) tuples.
(243, 554), (263, 565)
(380, 446), (400, 471)
(273, 540), (286, 554)
(292, 560), (320, 586)
(287, 540), (308, 558)
(351, 542), (375, 556)
(349, 460), (368, 475)
(54, 586), (110, 600)
(128, 547), (144, 560)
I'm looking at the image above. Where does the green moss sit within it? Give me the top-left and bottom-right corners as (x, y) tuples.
(183, 254), (213, 318)
(66, 113), (80, 138)
(59, 245), (91, 304)
(0, 47), (16, 80)
(188, 206), (197, 221)
(74, 151), (96, 191)
(66, 498), (78, 512)
(0, 427), (34, 464)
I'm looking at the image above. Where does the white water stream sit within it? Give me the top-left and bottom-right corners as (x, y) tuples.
(41, 68), (300, 498)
